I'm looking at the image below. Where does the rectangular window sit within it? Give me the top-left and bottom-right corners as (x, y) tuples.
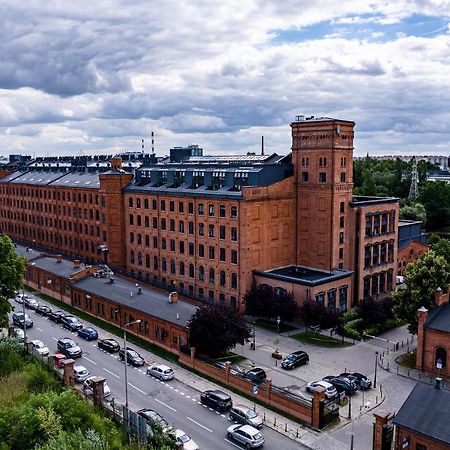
(199, 244), (204, 257)
(179, 221), (185, 233)
(327, 289), (336, 310)
(136, 198), (141, 208)
(220, 248), (226, 262)
(144, 198), (149, 209)
(188, 221), (194, 235)
(231, 250), (238, 264)
(339, 286), (347, 312)
(170, 219), (175, 232)
(198, 203), (204, 215)
(161, 218), (166, 230)
(364, 245), (371, 269)
(160, 200), (166, 211)
(145, 235), (150, 247)
(152, 199), (157, 210)
(188, 202), (194, 214)
(302, 172), (309, 182)
(128, 198), (133, 207)
(219, 225), (226, 239)
(208, 204), (215, 216)
(231, 227), (237, 242)
(199, 223), (204, 236)
(231, 206), (238, 219)
(365, 214), (372, 237)
(178, 201), (184, 213)
(129, 214), (134, 225)
(145, 216), (150, 227)
(153, 217), (158, 229)
(153, 236), (158, 248)
(319, 172), (327, 183)
(209, 246), (215, 259)
(169, 200), (175, 212)
(363, 276), (370, 299)
(340, 216), (345, 228)
(188, 242), (194, 256)
(208, 224), (214, 238)
(372, 243), (379, 265)
(161, 238), (166, 250)
(219, 204), (226, 218)
(340, 172), (346, 182)
(179, 241), (185, 254)
(170, 239), (175, 252)
(339, 232), (344, 244)
(339, 247), (344, 259)
(340, 201), (345, 213)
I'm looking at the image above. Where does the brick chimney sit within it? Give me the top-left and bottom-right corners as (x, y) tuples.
(416, 306), (429, 371)
(169, 291), (178, 303)
(56, 255), (62, 263)
(434, 287), (449, 306)
(74, 259), (81, 269)
(110, 156), (122, 170)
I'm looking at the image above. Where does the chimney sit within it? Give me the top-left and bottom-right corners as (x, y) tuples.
(110, 157), (122, 170)
(56, 255), (62, 263)
(435, 377), (443, 390)
(435, 287), (449, 306)
(169, 292), (178, 303)
(74, 260), (81, 269)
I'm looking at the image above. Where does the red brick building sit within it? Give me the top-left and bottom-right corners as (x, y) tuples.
(0, 116), (400, 312)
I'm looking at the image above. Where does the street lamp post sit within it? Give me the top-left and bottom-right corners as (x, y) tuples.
(252, 321), (256, 351)
(374, 351), (379, 389)
(123, 319), (141, 408)
(276, 316), (281, 334)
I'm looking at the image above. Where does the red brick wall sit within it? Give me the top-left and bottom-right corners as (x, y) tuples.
(419, 327), (450, 378)
(397, 241), (429, 276)
(395, 426), (450, 450)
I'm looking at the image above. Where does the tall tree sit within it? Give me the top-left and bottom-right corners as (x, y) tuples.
(0, 235), (26, 328)
(393, 250), (450, 333)
(419, 181), (450, 230)
(428, 234), (450, 265)
(188, 305), (252, 357)
(399, 202), (427, 224)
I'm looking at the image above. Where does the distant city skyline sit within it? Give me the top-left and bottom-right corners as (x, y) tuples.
(0, 1), (449, 157)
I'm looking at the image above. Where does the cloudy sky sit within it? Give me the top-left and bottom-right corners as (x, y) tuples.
(1, 0), (449, 158)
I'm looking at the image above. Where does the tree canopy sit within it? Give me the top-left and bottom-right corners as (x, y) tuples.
(419, 181), (450, 230)
(299, 299), (342, 331)
(188, 305), (252, 357)
(393, 250), (450, 334)
(243, 284), (298, 321)
(0, 235), (27, 328)
(399, 202), (427, 225)
(428, 234), (450, 265)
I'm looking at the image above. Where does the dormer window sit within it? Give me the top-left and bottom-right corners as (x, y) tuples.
(211, 171), (226, 190)
(233, 170), (249, 191)
(192, 171), (204, 188)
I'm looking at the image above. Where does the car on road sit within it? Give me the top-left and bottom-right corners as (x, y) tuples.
(14, 293), (28, 304)
(305, 380), (338, 399)
(57, 337), (82, 358)
(13, 328), (25, 342)
(78, 326), (98, 341)
(52, 353), (67, 368)
(61, 315), (83, 331)
(146, 363), (174, 380)
(340, 372), (372, 390)
(137, 408), (170, 432)
(31, 339), (49, 356)
(74, 365), (91, 382)
(323, 376), (358, 395)
(48, 310), (66, 323)
(175, 429), (199, 450)
(229, 405), (263, 428)
(281, 350), (309, 370)
(243, 368), (266, 384)
(119, 347), (145, 366)
(83, 376), (111, 397)
(35, 304), (52, 316)
(200, 389), (232, 412)
(24, 297), (39, 310)
(12, 312), (33, 328)
(97, 338), (120, 353)
(227, 424), (264, 448)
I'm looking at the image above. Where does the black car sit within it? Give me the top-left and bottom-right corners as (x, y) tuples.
(243, 368), (267, 384)
(12, 312), (33, 328)
(340, 372), (372, 390)
(35, 305), (52, 316)
(97, 338), (120, 353)
(281, 351), (309, 370)
(61, 315), (83, 331)
(119, 347), (145, 366)
(48, 310), (66, 323)
(323, 376), (358, 395)
(57, 337), (82, 358)
(200, 389), (232, 412)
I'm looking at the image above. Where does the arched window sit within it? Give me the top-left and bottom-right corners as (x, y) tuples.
(209, 268), (215, 284)
(137, 252), (142, 265)
(153, 256), (158, 270)
(179, 262), (185, 276)
(130, 250), (135, 264)
(436, 347), (447, 369)
(189, 264), (195, 278)
(161, 258), (167, 272)
(199, 266), (205, 281)
(220, 270), (226, 286)
(170, 259), (176, 274)
(231, 272), (237, 289)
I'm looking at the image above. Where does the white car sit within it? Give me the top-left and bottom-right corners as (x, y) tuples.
(175, 429), (199, 450)
(13, 328), (25, 342)
(83, 376), (111, 397)
(31, 339), (49, 356)
(306, 380), (338, 399)
(74, 365), (91, 382)
(14, 293), (29, 304)
(24, 297), (39, 310)
(146, 364), (174, 381)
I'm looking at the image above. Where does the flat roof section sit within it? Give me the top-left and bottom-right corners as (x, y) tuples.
(350, 195), (399, 206)
(254, 265), (352, 287)
(30, 256), (85, 279)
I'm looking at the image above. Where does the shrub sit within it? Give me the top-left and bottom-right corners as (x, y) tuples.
(342, 308), (359, 322)
(0, 337), (25, 377)
(343, 323), (361, 340)
(25, 362), (61, 393)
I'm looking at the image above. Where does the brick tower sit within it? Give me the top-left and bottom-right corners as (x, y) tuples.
(291, 116), (355, 271)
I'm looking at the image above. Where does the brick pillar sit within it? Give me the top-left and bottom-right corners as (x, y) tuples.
(311, 387), (326, 428)
(373, 410), (390, 450)
(224, 361), (231, 385)
(62, 359), (75, 387)
(90, 376), (106, 406)
(190, 347), (196, 369)
(416, 306), (428, 371)
(265, 378), (272, 402)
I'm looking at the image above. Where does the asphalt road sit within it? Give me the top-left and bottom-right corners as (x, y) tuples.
(13, 300), (308, 450)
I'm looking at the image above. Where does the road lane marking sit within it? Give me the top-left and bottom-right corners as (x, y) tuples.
(83, 356), (97, 365)
(186, 416), (213, 433)
(155, 398), (177, 412)
(103, 368), (120, 379)
(129, 383), (146, 395)
(37, 327), (43, 331)
(224, 438), (242, 448)
(52, 337), (58, 341)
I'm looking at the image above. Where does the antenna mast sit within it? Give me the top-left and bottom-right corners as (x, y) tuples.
(409, 157), (419, 200)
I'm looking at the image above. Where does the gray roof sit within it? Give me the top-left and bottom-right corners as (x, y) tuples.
(14, 243), (41, 261)
(425, 302), (450, 333)
(393, 383), (450, 444)
(30, 256), (85, 279)
(7, 171), (66, 185)
(75, 275), (196, 327)
(51, 172), (100, 188)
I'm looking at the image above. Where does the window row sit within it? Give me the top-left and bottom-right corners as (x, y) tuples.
(301, 172), (346, 183)
(363, 269), (394, 299)
(365, 211), (396, 237)
(364, 241), (395, 268)
(315, 285), (348, 312)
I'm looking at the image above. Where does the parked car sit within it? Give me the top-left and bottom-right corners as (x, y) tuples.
(306, 380), (338, 399)
(146, 364), (174, 381)
(323, 376), (358, 395)
(137, 408), (170, 432)
(12, 312), (33, 328)
(31, 339), (49, 356)
(52, 353), (67, 368)
(48, 310), (66, 323)
(24, 297), (39, 310)
(175, 429), (199, 450)
(74, 365), (91, 382)
(57, 337), (82, 358)
(78, 327), (98, 341)
(35, 304), (52, 316)
(200, 389), (232, 412)
(229, 404), (263, 428)
(119, 347), (145, 366)
(61, 315), (83, 331)
(281, 351), (309, 370)
(13, 328), (25, 342)
(243, 368), (267, 384)
(83, 376), (111, 397)
(97, 338), (120, 353)
(340, 372), (372, 390)
(14, 293), (28, 304)
(227, 424), (264, 448)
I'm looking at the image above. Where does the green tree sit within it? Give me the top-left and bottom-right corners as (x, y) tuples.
(299, 300), (342, 330)
(428, 234), (450, 264)
(399, 202), (427, 224)
(243, 284), (298, 321)
(0, 235), (26, 328)
(188, 305), (252, 357)
(361, 169), (377, 196)
(393, 250), (450, 333)
(419, 181), (450, 230)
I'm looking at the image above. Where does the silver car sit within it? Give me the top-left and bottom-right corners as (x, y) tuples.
(31, 339), (49, 356)
(146, 364), (174, 381)
(74, 365), (90, 382)
(229, 405), (263, 428)
(227, 424), (264, 448)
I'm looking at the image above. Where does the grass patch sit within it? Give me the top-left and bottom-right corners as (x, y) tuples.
(291, 331), (351, 348)
(396, 349), (417, 369)
(215, 352), (247, 364)
(254, 319), (297, 334)
(0, 371), (28, 406)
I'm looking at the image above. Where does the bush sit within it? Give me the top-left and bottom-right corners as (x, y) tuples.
(363, 318), (403, 337)
(0, 337), (25, 377)
(342, 323), (362, 340)
(25, 362), (61, 393)
(342, 308), (359, 322)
